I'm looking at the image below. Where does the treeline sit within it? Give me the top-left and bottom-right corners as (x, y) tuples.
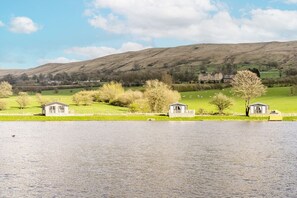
(1, 63), (297, 89)
(0, 71), (103, 86)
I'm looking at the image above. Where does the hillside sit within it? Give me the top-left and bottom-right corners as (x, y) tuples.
(1, 41), (297, 78)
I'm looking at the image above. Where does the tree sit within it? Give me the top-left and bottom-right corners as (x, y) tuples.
(161, 73), (173, 86)
(209, 93), (233, 114)
(231, 70), (266, 116)
(1, 74), (16, 84)
(0, 81), (13, 98)
(72, 91), (94, 106)
(36, 93), (50, 107)
(248, 68), (260, 77)
(16, 92), (30, 109)
(112, 90), (143, 107)
(129, 98), (150, 113)
(20, 73), (29, 81)
(0, 99), (7, 110)
(97, 81), (124, 103)
(144, 80), (181, 113)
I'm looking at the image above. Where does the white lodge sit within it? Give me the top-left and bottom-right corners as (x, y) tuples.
(42, 102), (69, 116)
(249, 103), (269, 115)
(168, 103), (195, 117)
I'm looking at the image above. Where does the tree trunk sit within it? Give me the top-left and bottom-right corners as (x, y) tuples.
(245, 99), (250, 116)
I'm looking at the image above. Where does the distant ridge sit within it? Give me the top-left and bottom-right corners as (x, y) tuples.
(1, 41), (297, 77)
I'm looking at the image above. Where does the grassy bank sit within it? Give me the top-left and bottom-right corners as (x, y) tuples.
(0, 115), (281, 121)
(0, 86), (296, 116)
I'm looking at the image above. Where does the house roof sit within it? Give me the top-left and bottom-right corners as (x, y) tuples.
(250, 102), (268, 107)
(169, 102), (187, 107)
(43, 102), (69, 107)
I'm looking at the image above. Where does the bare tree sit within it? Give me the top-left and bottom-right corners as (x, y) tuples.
(16, 92), (30, 109)
(97, 81), (124, 103)
(231, 70), (266, 116)
(0, 81), (13, 98)
(144, 80), (180, 113)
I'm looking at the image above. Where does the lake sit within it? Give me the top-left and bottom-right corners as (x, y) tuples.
(1, 121), (297, 197)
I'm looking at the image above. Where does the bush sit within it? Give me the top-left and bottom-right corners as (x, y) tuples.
(97, 81), (124, 103)
(36, 93), (50, 107)
(197, 108), (207, 115)
(172, 83), (230, 92)
(111, 90), (143, 107)
(72, 91), (94, 106)
(129, 99), (150, 113)
(209, 93), (233, 114)
(0, 81), (13, 98)
(0, 100), (7, 110)
(16, 92), (30, 109)
(291, 85), (297, 95)
(144, 80), (181, 113)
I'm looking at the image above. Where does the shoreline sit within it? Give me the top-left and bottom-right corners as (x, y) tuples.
(0, 115), (296, 121)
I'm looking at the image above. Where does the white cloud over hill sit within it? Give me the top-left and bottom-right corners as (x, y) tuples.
(38, 57), (79, 65)
(65, 42), (151, 59)
(86, 0), (297, 43)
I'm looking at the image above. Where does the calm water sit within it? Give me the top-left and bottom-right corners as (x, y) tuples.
(1, 121), (297, 197)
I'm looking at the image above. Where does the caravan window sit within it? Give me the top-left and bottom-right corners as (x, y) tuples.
(58, 106), (65, 113)
(49, 106), (56, 113)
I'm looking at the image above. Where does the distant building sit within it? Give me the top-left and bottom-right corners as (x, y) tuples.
(249, 103), (269, 114)
(42, 102), (69, 116)
(222, 74), (235, 83)
(168, 103), (195, 117)
(198, 72), (223, 83)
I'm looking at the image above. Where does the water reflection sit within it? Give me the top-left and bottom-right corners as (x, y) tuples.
(0, 121), (297, 197)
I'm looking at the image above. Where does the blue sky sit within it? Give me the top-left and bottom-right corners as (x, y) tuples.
(1, 0), (297, 69)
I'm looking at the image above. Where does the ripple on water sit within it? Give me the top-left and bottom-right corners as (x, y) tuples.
(0, 121), (297, 197)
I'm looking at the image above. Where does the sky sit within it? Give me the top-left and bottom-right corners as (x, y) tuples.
(1, 0), (297, 69)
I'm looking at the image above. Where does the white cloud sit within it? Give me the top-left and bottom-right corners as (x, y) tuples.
(65, 42), (151, 59)
(86, 0), (297, 43)
(0, 20), (4, 27)
(38, 57), (79, 65)
(9, 17), (40, 34)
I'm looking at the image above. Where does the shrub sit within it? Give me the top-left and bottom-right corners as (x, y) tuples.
(36, 93), (50, 107)
(0, 99), (7, 110)
(16, 92), (30, 109)
(291, 85), (297, 95)
(0, 81), (13, 98)
(97, 81), (124, 103)
(129, 99), (150, 113)
(209, 93), (233, 114)
(144, 80), (181, 113)
(112, 90), (143, 107)
(72, 91), (94, 106)
(197, 108), (207, 115)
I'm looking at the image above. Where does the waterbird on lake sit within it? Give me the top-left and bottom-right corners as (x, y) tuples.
(12, 135), (15, 138)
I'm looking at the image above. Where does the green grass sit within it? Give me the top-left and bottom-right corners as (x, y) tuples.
(180, 87), (297, 114)
(1, 89), (128, 115)
(0, 115), (270, 121)
(0, 86), (296, 117)
(260, 70), (280, 79)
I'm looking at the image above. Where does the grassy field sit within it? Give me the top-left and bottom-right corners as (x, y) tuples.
(180, 87), (297, 114)
(0, 86), (296, 116)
